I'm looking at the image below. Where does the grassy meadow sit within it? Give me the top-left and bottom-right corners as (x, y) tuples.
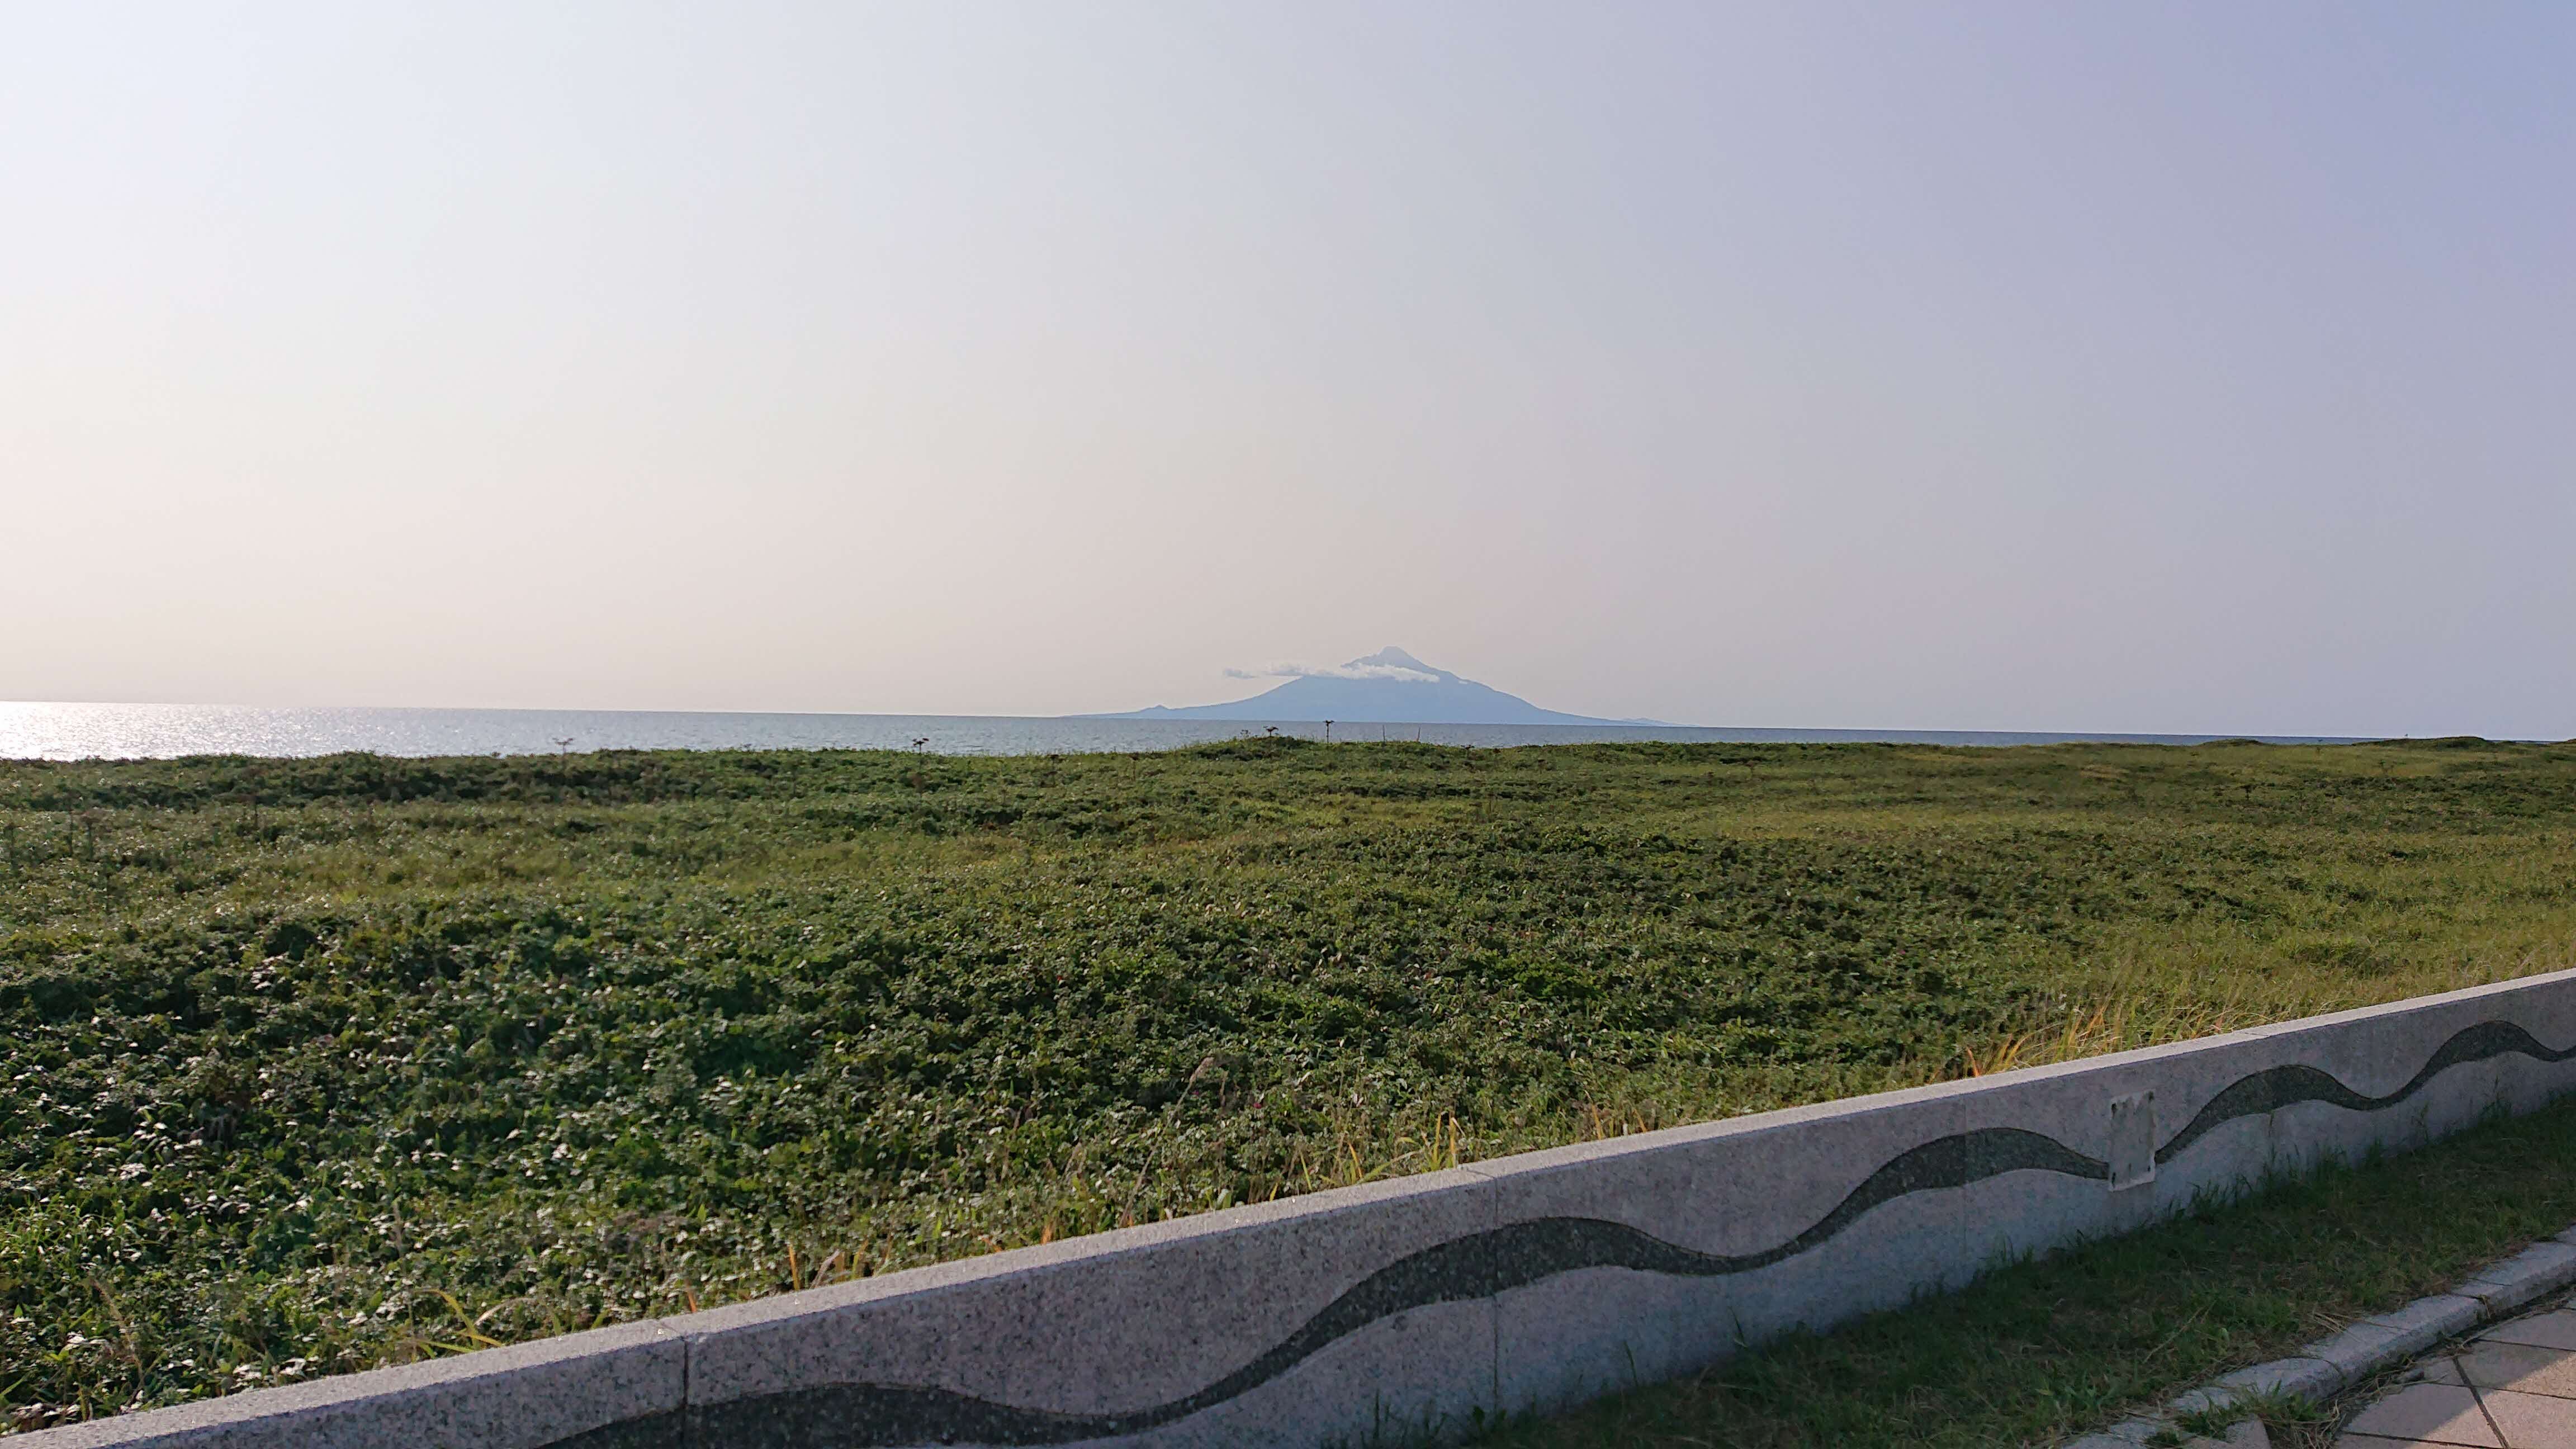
(2, 736), (2573, 1430)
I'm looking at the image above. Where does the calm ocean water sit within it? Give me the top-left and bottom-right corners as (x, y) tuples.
(0, 702), (2357, 761)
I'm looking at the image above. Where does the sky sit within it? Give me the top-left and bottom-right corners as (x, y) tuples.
(3, 3), (2570, 738)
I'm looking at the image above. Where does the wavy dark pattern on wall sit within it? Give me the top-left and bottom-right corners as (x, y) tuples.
(2154, 1020), (2576, 1164)
(553, 1019), (2575, 1449)
(662, 1130), (2097, 1449)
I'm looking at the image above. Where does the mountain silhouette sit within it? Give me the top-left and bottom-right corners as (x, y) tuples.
(1104, 648), (1636, 725)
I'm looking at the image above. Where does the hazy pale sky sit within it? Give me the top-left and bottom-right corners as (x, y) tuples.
(4, 3), (2570, 737)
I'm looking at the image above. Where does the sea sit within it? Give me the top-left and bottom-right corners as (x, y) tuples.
(0, 702), (2360, 762)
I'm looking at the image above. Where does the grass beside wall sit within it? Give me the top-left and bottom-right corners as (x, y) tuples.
(1, 737), (2573, 1428)
(1480, 1093), (2576, 1449)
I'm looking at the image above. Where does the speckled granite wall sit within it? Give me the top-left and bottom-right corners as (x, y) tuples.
(35, 967), (2576, 1449)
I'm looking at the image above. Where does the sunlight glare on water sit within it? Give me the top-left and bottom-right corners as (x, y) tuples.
(0, 702), (2358, 762)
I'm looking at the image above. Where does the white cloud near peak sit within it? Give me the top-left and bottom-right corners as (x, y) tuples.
(1221, 662), (1442, 683)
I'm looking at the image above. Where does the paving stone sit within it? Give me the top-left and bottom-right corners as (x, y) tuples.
(2457, 1340), (2576, 1400)
(2354, 1296), (2490, 1360)
(2457, 1244), (2576, 1315)
(2172, 1357), (2343, 1420)
(2420, 1356), (2472, 1386)
(2218, 1356), (2341, 1404)
(2336, 1437), (2430, 1448)
(2342, 1383), (2502, 1446)
(2479, 1386), (2576, 1447)
(2488, 1313), (2576, 1354)
(2313, 1323), (2427, 1388)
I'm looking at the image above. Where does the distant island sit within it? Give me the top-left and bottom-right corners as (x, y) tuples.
(1097, 647), (1657, 726)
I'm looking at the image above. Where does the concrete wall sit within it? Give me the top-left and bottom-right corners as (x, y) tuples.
(33, 967), (2576, 1449)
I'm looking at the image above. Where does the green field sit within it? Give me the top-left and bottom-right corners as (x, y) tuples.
(3, 737), (2572, 1429)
